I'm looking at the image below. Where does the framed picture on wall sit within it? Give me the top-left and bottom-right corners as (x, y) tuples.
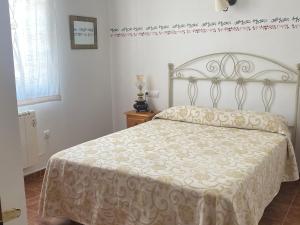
(69, 15), (98, 49)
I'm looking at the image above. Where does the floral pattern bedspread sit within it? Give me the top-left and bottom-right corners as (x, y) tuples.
(40, 106), (299, 225)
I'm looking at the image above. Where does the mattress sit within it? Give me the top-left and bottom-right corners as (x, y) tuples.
(39, 106), (299, 225)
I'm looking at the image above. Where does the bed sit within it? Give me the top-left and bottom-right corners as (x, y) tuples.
(40, 53), (300, 225)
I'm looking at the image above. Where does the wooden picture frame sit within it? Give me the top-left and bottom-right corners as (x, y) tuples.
(69, 15), (98, 49)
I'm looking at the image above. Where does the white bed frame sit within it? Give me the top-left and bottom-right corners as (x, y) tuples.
(168, 52), (300, 142)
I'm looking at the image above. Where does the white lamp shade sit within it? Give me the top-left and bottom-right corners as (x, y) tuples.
(215, 0), (229, 11)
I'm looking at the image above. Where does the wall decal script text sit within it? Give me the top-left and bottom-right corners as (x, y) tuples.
(110, 16), (300, 38)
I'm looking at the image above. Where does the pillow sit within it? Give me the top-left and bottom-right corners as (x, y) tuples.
(153, 106), (290, 137)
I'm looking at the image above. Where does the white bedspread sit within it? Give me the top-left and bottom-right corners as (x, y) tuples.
(40, 106), (299, 225)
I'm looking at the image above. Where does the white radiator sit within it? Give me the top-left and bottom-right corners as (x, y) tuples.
(18, 111), (39, 168)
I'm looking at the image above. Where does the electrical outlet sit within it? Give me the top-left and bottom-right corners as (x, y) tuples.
(44, 129), (50, 140)
(146, 90), (160, 98)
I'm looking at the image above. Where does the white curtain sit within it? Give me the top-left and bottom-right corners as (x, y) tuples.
(9, 0), (60, 106)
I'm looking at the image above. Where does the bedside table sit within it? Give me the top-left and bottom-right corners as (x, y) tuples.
(125, 111), (157, 128)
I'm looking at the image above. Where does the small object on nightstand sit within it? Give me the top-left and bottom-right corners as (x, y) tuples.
(125, 111), (157, 128)
(133, 75), (149, 112)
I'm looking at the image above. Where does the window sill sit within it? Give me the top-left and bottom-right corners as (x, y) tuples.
(17, 95), (61, 107)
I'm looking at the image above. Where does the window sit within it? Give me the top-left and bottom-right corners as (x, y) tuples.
(9, 0), (60, 106)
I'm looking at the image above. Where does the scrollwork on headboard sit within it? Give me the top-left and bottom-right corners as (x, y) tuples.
(168, 52), (300, 128)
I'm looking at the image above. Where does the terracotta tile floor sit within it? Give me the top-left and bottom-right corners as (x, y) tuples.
(25, 172), (300, 225)
(24, 170), (81, 225)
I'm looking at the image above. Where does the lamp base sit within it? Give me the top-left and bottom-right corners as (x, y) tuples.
(133, 100), (149, 112)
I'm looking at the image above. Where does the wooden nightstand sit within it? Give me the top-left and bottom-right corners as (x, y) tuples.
(125, 111), (157, 128)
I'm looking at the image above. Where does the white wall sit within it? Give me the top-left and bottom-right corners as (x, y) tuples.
(109, 0), (300, 164)
(0, 0), (27, 223)
(22, 0), (112, 174)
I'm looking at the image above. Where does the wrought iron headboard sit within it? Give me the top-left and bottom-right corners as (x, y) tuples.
(168, 52), (300, 139)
